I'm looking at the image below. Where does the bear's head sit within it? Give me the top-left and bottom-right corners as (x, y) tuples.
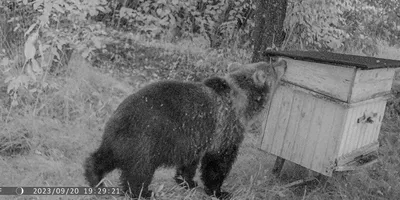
(227, 59), (287, 122)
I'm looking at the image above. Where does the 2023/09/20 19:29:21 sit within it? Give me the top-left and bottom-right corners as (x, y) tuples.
(0, 187), (124, 196)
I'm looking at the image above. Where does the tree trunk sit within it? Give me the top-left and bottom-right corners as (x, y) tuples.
(252, 0), (288, 62)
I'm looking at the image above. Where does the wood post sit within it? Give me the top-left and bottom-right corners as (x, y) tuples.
(272, 156), (285, 176)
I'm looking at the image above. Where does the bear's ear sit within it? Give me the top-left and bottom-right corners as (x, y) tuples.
(252, 69), (267, 86)
(228, 62), (242, 73)
(272, 59), (287, 82)
(249, 62), (271, 86)
(251, 59), (287, 86)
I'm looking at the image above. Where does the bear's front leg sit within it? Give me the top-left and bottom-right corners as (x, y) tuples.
(200, 145), (239, 200)
(175, 158), (200, 189)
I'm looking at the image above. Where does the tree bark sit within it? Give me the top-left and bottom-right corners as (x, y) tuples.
(252, 0), (288, 62)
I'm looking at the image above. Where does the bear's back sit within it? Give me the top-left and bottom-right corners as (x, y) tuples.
(104, 80), (219, 143)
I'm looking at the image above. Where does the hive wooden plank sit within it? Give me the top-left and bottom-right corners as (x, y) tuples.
(371, 101), (387, 143)
(338, 107), (352, 157)
(270, 86), (294, 156)
(280, 90), (305, 160)
(260, 86), (285, 152)
(356, 113), (369, 151)
(281, 58), (355, 102)
(317, 103), (348, 176)
(289, 94), (316, 164)
(357, 102), (377, 148)
(310, 101), (340, 176)
(350, 68), (395, 103)
(300, 99), (325, 169)
(365, 101), (386, 146)
(346, 105), (364, 154)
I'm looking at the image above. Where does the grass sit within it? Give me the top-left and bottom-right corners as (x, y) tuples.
(1, 34), (400, 200)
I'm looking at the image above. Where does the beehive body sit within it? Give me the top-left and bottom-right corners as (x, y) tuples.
(261, 83), (387, 176)
(260, 51), (399, 176)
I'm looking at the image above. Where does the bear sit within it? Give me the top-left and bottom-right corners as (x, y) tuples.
(83, 59), (287, 199)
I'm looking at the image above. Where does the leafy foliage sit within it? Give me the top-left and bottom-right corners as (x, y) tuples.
(283, 0), (400, 54)
(0, 0), (111, 120)
(112, 0), (254, 47)
(340, 0), (400, 55)
(284, 0), (351, 50)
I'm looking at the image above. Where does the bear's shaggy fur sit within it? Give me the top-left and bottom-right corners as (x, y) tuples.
(84, 60), (286, 199)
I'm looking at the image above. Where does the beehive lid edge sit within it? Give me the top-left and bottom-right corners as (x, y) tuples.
(264, 50), (400, 69)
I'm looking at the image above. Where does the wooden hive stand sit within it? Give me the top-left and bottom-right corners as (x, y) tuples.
(260, 51), (400, 186)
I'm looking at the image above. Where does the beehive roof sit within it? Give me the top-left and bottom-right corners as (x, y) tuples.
(264, 51), (400, 69)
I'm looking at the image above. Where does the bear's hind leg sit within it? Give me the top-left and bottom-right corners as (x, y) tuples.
(200, 146), (239, 200)
(174, 159), (199, 189)
(120, 162), (156, 198)
(84, 146), (116, 188)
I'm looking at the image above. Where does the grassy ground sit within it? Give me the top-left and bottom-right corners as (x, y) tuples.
(1, 34), (400, 200)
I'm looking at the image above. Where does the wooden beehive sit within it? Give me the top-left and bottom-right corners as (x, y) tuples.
(260, 51), (400, 176)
